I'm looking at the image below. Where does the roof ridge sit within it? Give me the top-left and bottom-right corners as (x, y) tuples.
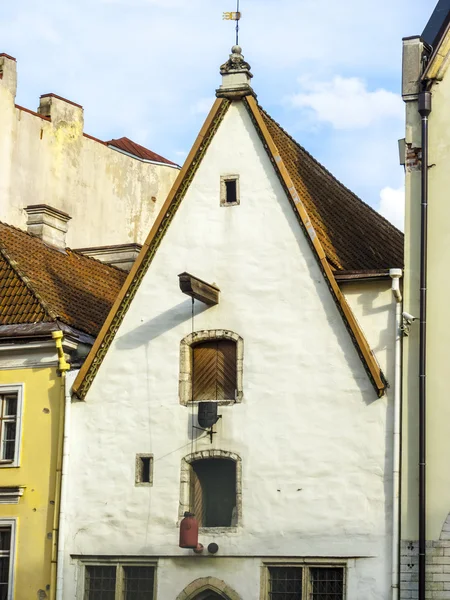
(0, 221), (128, 273)
(0, 245), (57, 322)
(258, 105), (404, 238)
(69, 247), (129, 274)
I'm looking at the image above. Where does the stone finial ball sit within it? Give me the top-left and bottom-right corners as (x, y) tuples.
(231, 45), (242, 54)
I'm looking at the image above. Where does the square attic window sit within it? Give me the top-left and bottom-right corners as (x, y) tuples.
(220, 175), (240, 206)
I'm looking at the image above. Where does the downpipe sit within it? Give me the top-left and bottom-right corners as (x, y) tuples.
(418, 88), (431, 600)
(390, 268), (403, 600)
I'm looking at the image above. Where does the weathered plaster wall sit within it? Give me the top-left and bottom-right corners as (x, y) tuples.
(64, 102), (395, 599)
(402, 68), (450, 545)
(0, 366), (61, 600)
(0, 57), (179, 249)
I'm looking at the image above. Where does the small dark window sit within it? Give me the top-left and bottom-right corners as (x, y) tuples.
(84, 565), (116, 600)
(310, 567), (344, 599)
(192, 339), (237, 401)
(189, 458), (236, 527)
(135, 455), (153, 485)
(0, 527), (11, 599)
(225, 179), (237, 204)
(220, 175), (239, 206)
(269, 567), (303, 599)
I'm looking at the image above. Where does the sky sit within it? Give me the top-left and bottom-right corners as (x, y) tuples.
(0, 0), (435, 231)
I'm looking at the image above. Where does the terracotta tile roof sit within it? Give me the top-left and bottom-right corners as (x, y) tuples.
(259, 107), (404, 272)
(0, 222), (127, 336)
(107, 137), (179, 167)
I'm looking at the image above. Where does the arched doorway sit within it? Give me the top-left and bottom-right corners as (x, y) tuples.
(176, 577), (242, 600)
(194, 592), (223, 600)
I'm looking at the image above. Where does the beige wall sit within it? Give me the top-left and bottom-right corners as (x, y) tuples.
(402, 61), (450, 541)
(0, 55), (179, 249)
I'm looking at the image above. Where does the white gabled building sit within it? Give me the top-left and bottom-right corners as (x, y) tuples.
(61, 47), (404, 600)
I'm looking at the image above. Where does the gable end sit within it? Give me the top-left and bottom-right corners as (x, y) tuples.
(73, 98), (231, 400)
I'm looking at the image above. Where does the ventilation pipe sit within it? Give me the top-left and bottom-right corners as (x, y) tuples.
(418, 88), (432, 600)
(389, 268), (402, 600)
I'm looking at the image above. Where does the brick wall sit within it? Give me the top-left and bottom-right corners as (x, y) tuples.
(401, 518), (450, 598)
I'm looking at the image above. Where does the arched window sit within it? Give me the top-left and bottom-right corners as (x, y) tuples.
(179, 450), (242, 530)
(179, 330), (243, 405)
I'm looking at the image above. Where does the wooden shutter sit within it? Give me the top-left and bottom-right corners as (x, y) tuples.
(189, 465), (205, 526)
(193, 340), (237, 401)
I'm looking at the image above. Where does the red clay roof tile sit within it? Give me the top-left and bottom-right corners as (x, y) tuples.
(107, 137), (178, 166)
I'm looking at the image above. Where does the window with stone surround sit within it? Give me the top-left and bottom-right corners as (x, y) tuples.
(82, 562), (156, 600)
(220, 175), (240, 206)
(179, 450), (242, 530)
(179, 330), (243, 406)
(263, 563), (345, 600)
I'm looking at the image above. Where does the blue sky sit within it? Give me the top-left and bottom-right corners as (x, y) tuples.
(0, 0), (435, 229)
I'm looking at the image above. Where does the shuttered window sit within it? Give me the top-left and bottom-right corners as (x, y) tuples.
(189, 459), (237, 527)
(192, 340), (237, 401)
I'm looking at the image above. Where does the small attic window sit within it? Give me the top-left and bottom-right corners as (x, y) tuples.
(220, 175), (240, 206)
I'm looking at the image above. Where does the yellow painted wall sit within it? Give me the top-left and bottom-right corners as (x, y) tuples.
(0, 367), (62, 600)
(402, 67), (450, 540)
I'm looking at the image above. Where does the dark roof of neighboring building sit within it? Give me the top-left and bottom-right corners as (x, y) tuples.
(107, 137), (179, 167)
(0, 222), (127, 336)
(260, 108), (404, 271)
(422, 0), (450, 48)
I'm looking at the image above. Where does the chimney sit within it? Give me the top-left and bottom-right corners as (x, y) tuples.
(37, 93), (84, 130)
(216, 45), (255, 100)
(25, 205), (71, 250)
(0, 53), (17, 98)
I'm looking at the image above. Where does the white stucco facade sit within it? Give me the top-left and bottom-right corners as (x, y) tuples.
(63, 101), (396, 599)
(0, 54), (179, 249)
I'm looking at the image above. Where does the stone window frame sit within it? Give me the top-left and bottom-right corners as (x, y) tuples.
(135, 454), (154, 487)
(259, 559), (349, 600)
(176, 577), (242, 600)
(179, 449), (242, 533)
(75, 557), (158, 600)
(220, 174), (240, 207)
(179, 330), (243, 406)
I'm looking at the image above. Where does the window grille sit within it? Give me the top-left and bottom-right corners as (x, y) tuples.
(84, 564), (155, 600)
(267, 566), (344, 600)
(124, 566), (155, 599)
(0, 527), (11, 600)
(310, 567), (344, 599)
(192, 340), (237, 401)
(0, 394), (18, 462)
(190, 458), (237, 527)
(85, 566), (116, 600)
(269, 567), (303, 599)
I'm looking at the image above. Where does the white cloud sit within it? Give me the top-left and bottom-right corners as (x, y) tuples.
(378, 186), (405, 231)
(287, 76), (403, 130)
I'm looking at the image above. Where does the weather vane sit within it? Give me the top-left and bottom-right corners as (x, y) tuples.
(223, 0), (241, 46)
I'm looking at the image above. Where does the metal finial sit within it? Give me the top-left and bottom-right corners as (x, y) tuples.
(223, 1), (241, 45)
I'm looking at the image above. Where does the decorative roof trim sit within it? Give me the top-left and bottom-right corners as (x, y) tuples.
(72, 98), (231, 399)
(243, 95), (387, 397)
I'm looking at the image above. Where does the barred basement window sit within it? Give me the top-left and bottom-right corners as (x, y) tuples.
(84, 564), (155, 600)
(193, 340), (237, 401)
(266, 565), (344, 600)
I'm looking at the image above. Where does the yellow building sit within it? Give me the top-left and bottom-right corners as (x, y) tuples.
(401, 2), (450, 598)
(0, 214), (126, 599)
